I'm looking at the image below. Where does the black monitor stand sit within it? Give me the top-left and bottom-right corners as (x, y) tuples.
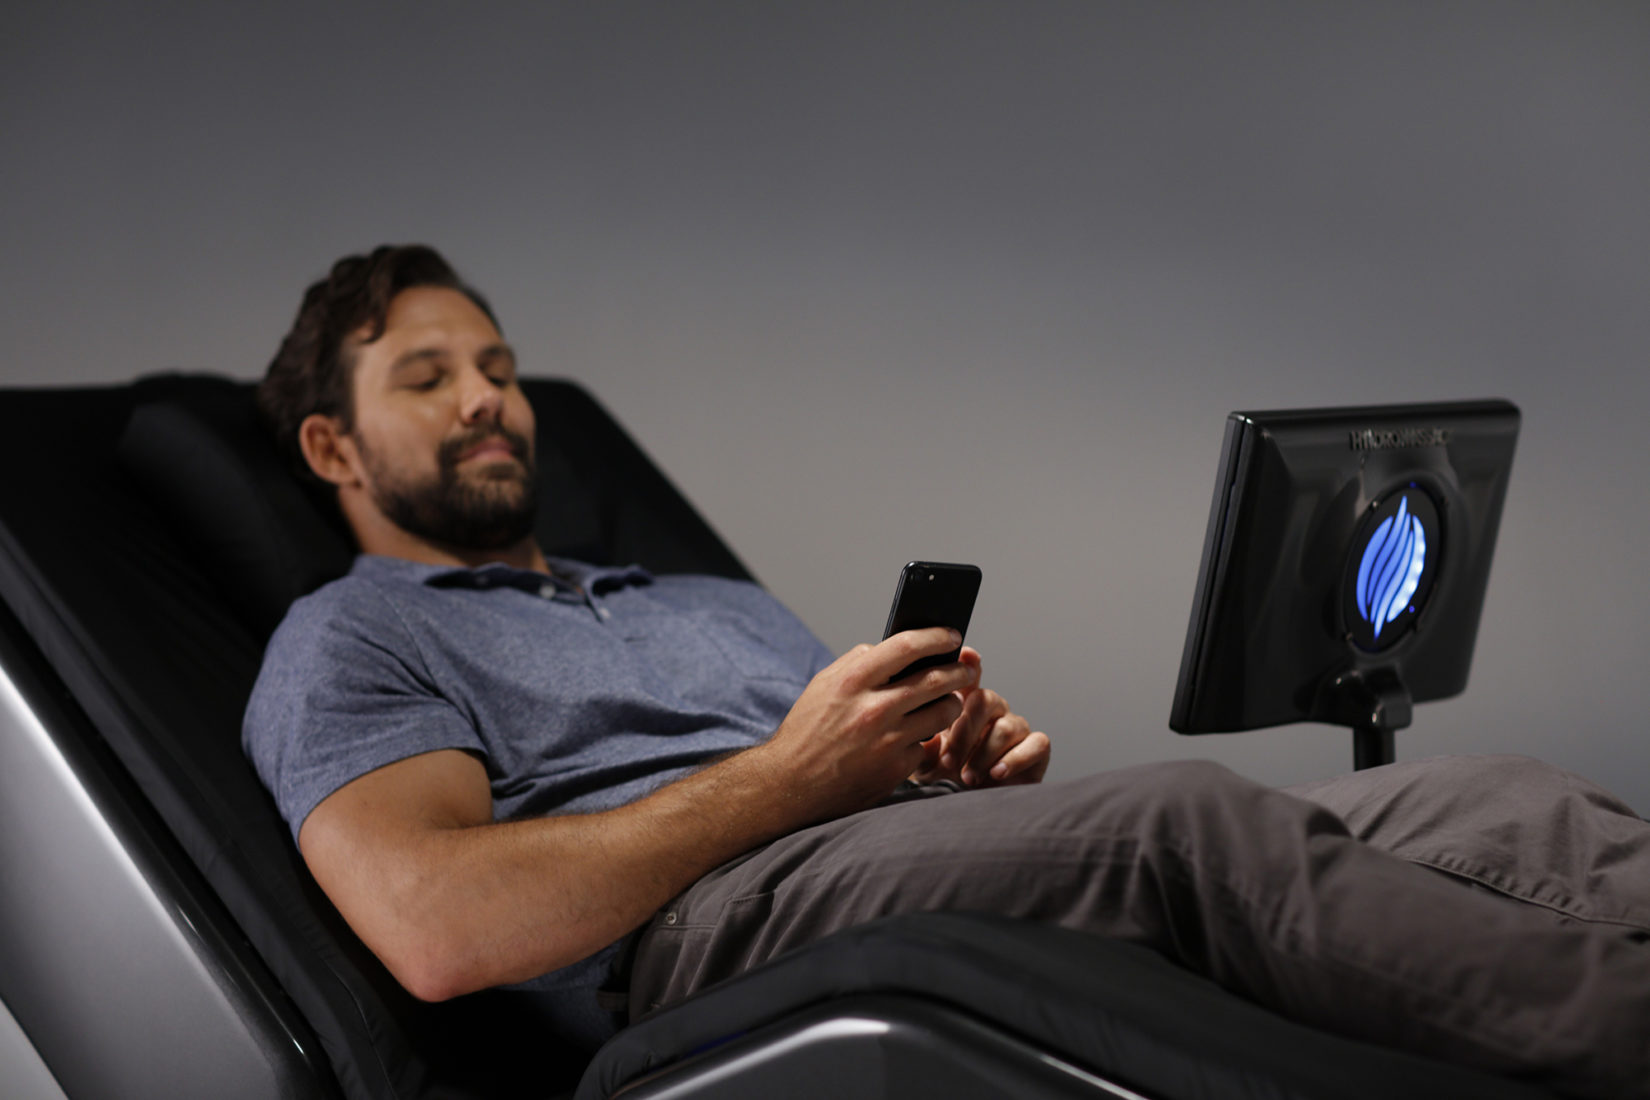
(1314, 667), (1412, 770)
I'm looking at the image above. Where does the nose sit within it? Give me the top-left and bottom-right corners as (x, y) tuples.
(457, 363), (504, 425)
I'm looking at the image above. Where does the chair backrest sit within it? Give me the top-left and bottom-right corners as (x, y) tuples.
(0, 374), (752, 1099)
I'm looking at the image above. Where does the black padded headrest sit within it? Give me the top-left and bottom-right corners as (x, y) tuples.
(114, 374), (750, 643)
(118, 378), (356, 639)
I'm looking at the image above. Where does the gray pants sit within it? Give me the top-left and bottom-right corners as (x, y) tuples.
(627, 756), (1650, 1097)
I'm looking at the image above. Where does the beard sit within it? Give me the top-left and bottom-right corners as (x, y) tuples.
(357, 423), (539, 551)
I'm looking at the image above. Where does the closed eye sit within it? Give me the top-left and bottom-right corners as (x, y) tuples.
(390, 348), (450, 390)
(402, 368), (444, 391)
(479, 346), (517, 386)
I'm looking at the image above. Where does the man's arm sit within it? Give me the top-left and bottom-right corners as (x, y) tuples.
(299, 625), (976, 1002)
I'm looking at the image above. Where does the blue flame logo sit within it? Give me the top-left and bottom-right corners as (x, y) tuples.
(1355, 495), (1427, 640)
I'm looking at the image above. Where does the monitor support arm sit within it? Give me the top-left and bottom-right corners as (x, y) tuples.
(1314, 667), (1412, 770)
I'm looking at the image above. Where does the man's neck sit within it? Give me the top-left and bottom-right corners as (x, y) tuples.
(416, 539), (551, 575)
(352, 516), (550, 575)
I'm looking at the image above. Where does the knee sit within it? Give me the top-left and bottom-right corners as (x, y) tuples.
(1080, 759), (1281, 828)
(1407, 753), (1568, 795)
(1414, 754), (1637, 816)
(1066, 759), (1346, 859)
(1147, 758), (1248, 800)
(1074, 758), (1241, 799)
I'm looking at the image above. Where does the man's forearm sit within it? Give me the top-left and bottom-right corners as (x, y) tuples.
(376, 743), (803, 1000)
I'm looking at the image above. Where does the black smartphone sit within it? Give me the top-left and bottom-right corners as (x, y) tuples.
(882, 561), (982, 681)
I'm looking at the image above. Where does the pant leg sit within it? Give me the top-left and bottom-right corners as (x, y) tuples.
(628, 760), (1650, 1098)
(1286, 754), (1650, 934)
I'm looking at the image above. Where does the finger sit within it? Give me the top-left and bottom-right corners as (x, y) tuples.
(863, 627), (964, 687)
(961, 711), (1030, 786)
(896, 691), (964, 746)
(906, 733), (947, 783)
(821, 643), (876, 680)
(938, 690), (987, 772)
(988, 730), (1051, 785)
(918, 733), (944, 768)
(892, 738), (930, 787)
(950, 648), (984, 706)
(887, 658), (978, 716)
(942, 689), (1006, 772)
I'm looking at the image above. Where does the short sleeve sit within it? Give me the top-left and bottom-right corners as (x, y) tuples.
(243, 578), (486, 842)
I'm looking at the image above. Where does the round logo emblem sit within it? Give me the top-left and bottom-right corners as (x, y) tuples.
(1343, 487), (1441, 651)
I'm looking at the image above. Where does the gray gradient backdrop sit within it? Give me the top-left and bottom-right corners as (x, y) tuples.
(4, 2), (1648, 810)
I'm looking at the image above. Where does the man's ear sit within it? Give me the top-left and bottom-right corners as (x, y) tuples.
(297, 414), (362, 488)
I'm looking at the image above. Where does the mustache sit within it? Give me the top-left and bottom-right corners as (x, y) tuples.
(438, 425), (533, 469)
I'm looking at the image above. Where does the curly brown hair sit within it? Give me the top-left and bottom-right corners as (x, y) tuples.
(257, 245), (499, 480)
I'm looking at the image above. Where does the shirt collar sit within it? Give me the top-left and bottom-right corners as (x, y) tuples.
(350, 554), (654, 595)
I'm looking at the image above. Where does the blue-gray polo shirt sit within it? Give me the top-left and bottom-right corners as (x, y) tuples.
(243, 553), (833, 1046)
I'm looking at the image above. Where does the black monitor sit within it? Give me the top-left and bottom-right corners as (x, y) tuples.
(1168, 400), (1520, 769)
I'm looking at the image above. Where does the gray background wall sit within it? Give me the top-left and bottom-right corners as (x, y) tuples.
(4, 2), (1647, 810)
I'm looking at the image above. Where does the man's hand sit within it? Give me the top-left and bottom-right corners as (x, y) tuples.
(757, 626), (981, 821)
(910, 647), (1050, 788)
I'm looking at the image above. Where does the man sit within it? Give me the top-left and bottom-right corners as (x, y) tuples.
(245, 245), (1650, 1097)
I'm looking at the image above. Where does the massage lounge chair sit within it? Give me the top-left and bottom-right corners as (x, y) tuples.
(0, 375), (1557, 1099)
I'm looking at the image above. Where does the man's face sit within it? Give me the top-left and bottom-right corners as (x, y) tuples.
(343, 286), (538, 551)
